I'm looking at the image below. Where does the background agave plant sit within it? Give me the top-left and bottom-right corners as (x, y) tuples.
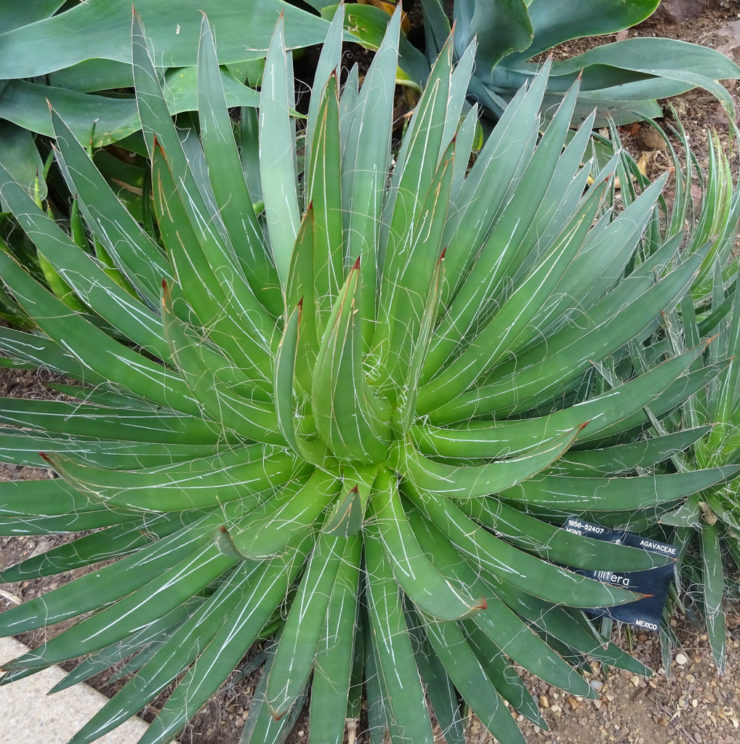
(606, 123), (740, 673)
(0, 6), (739, 744)
(329, 0), (740, 125)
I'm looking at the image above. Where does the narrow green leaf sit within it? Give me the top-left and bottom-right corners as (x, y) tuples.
(308, 534), (361, 744)
(404, 426), (581, 498)
(160, 280), (280, 442)
(5, 543), (237, 672)
(230, 469), (337, 559)
(702, 522), (726, 672)
(267, 531), (345, 717)
(42, 443), (300, 511)
(197, 15), (281, 316)
(460, 499), (673, 572)
(369, 467), (485, 620)
(405, 485), (642, 608)
(421, 614), (526, 744)
(308, 73), (344, 333)
(364, 536), (435, 744)
(312, 259), (390, 462)
(0, 514), (217, 635)
(138, 532), (315, 744)
(67, 561), (265, 744)
(259, 15), (299, 286)
(501, 465), (740, 512)
(0, 251), (199, 415)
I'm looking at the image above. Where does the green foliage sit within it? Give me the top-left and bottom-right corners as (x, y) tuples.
(339, 0), (740, 125)
(0, 6), (738, 743)
(624, 124), (740, 672)
(0, 0), (334, 195)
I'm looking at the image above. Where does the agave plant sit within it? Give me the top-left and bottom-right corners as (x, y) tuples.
(1, 7), (739, 744)
(657, 274), (740, 674)
(330, 0), (740, 125)
(609, 124), (740, 673)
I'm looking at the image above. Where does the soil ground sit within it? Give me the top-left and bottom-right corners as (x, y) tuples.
(1, 2), (739, 743)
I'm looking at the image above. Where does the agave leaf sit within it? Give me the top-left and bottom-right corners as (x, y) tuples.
(556, 428), (711, 476)
(0, 509), (141, 536)
(0, 121), (46, 201)
(5, 544), (238, 673)
(426, 75), (586, 378)
(50, 600), (197, 694)
(51, 109), (170, 303)
(0, 0), (331, 79)
(0, 398), (221, 444)
(153, 149), (274, 383)
(492, 580), (652, 677)
(0, 68), (258, 148)
(440, 63), (550, 301)
(404, 426), (582, 497)
(139, 532), (314, 744)
(460, 498), (673, 572)
(501, 465), (740, 512)
(544, 38), (739, 118)
(423, 612), (527, 744)
(408, 618), (467, 744)
(240, 642), (306, 744)
(266, 531), (344, 717)
(369, 468), (486, 621)
(505, 0), (659, 64)
(342, 7), (399, 345)
(418, 164), (605, 409)
(453, 0), (532, 69)
(1, 159), (168, 354)
(304, 5), (344, 171)
(134, 15), (276, 363)
(701, 522), (726, 672)
(407, 485), (642, 609)
(375, 136), (454, 395)
(0, 431), (220, 471)
(197, 16), (281, 316)
(364, 536), (435, 744)
(308, 534), (361, 744)
(410, 510), (595, 696)
(312, 259), (390, 462)
(433, 249), (705, 422)
(307, 73), (344, 332)
(0, 514), (218, 636)
(69, 560), (279, 744)
(0, 251), (198, 414)
(0, 478), (94, 518)
(259, 15), (300, 287)
(463, 623), (547, 728)
(230, 470), (337, 559)
(0, 518), (173, 581)
(160, 281), (280, 441)
(42, 443), (302, 512)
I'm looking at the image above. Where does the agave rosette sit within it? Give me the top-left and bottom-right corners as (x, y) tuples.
(0, 8), (737, 744)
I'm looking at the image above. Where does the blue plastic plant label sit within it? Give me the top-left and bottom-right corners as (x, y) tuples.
(563, 517), (678, 631)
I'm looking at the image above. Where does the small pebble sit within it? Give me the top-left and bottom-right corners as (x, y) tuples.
(675, 653), (689, 666)
(589, 679), (604, 691)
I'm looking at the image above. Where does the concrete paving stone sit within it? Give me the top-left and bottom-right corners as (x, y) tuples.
(0, 635), (169, 744)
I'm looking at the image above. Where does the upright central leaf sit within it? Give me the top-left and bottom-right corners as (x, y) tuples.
(312, 258), (390, 463)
